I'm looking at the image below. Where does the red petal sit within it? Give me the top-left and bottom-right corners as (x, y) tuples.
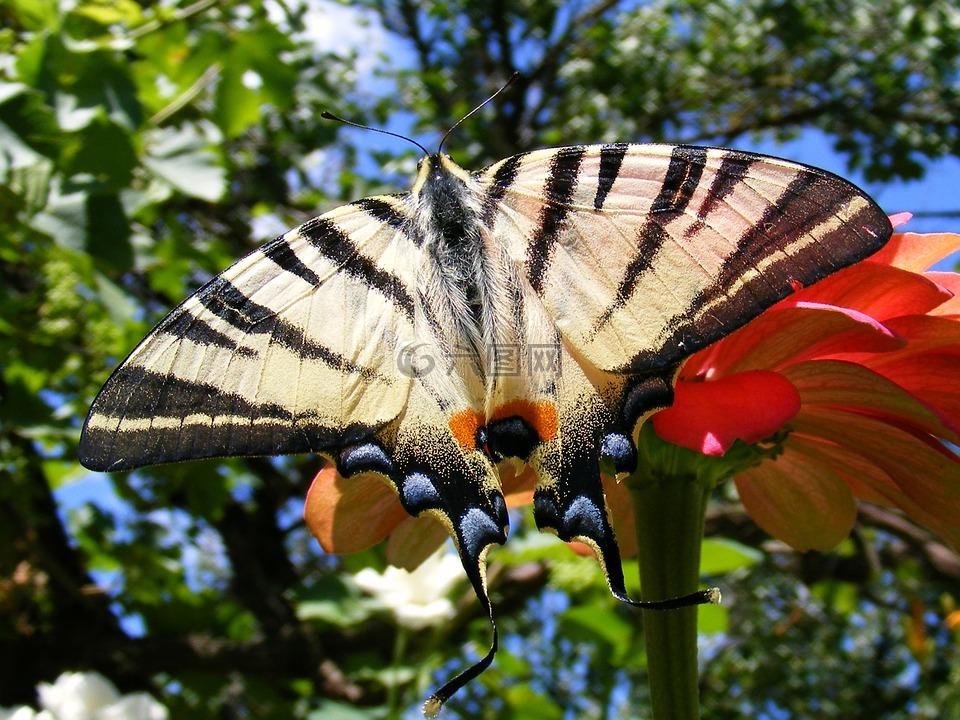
(857, 315), (960, 365)
(790, 262), (952, 320)
(734, 442), (857, 551)
(304, 466), (408, 554)
(869, 232), (960, 273)
(888, 212), (913, 228)
(499, 461), (537, 507)
(653, 370), (800, 456)
(685, 304), (903, 378)
(783, 359), (959, 441)
(601, 473), (637, 559)
(790, 407), (960, 549)
(926, 271), (960, 317)
(386, 515), (450, 570)
(861, 352), (960, 435)
(566, 541), (595, 557)
(785, 434), (895, 507)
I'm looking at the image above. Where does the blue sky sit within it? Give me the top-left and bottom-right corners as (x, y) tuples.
(279, 0), (960, 236)
(747, 131), (960, 237)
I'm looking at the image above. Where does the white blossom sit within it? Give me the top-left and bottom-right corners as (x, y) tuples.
(90, 694), (167, 720)
(37, 673), (119, 720)
(0, 708), (53, 720)
(353, 549), (463, 630)
(4, 672), (168, 720)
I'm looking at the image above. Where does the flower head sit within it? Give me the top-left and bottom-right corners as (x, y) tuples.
(650, 215), (960, 551)
(353, 548), (464, 629)
(1, 672), (168, 720)
(37, 672), (118, 720)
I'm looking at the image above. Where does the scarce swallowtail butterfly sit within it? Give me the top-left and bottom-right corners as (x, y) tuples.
(80, 90), (893, 714)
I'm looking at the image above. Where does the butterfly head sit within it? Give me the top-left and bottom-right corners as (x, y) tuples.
(412, 153), (473, 195)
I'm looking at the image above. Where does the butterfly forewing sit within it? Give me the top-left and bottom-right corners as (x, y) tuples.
(479, 144), (891, 375)
(80, 198), (419, 471)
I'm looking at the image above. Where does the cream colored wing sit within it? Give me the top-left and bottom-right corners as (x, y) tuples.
(80, 196), (417, 471)
(478, 143), (892, 374)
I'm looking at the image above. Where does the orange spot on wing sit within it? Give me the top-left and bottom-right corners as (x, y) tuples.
(491, 399), (559, 443)
(449, 409), (484, 450)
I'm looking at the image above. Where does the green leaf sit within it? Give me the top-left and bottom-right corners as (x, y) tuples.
(93, 270), (137, 324)
(699, 538), (763, 575)
(85, 192), (132, 268)
(697, 603), (729, 634)
(212, 27), (297, 138)
(504, 686), (563, 720)
(70, 0), (142, 27)
(60, 113), (137, 188)
(1, 362), (54, 426)
(142, 126), (225, 202)
(213, 65), (262, 139)
(560, 602), (632, 658)
(0, 81), (65, 164)
(7, 0), (60, 31)
(29, 182), (132, 267)
(30, 187), (87, 252)
(6, 160), (54, 214)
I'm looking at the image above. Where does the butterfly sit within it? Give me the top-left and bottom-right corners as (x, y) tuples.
(80, 124), (892, 714)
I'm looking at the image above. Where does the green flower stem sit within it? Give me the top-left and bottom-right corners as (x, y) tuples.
(626, 442), (714, 720)
(387, 626), (409, 720)
(620, 419), (785, 719)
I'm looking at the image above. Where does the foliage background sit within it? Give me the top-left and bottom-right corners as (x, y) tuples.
(3, 0), (960, 718)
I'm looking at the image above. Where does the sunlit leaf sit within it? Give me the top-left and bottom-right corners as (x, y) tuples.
(699, 538), (763, 575)
(142, 126), (225, 202)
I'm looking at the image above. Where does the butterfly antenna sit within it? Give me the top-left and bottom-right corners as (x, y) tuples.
(437, 72), (520, 154)
(320, 111), (430, 156)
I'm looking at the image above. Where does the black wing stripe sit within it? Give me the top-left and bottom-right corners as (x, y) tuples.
(80, 366), (379, 470)
(621, 171), (892, 375)
(687, 151), (755, 233)
(594, 143), (628, 210)
(298, 216), (416, 319)
(651, 145), (708, 214)
(262, 235), (322, 286)
(96, 366), (293, 422)
(354, 197), (411, 231)
(717, 171), (840, 287)
(193, 276), (276, 332)
(592, 146), (707, 331)
(528, 147), (585, 295)
(194, 277), (382, 380)
(482, 153), (527, 224)
(161, 310), (257, 357)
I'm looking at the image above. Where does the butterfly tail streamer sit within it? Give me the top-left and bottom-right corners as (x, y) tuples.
(422, 596), (499, 718)
(422, 496), (503, 718)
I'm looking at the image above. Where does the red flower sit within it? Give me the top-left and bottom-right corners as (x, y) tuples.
(653, 215), (960, 551)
